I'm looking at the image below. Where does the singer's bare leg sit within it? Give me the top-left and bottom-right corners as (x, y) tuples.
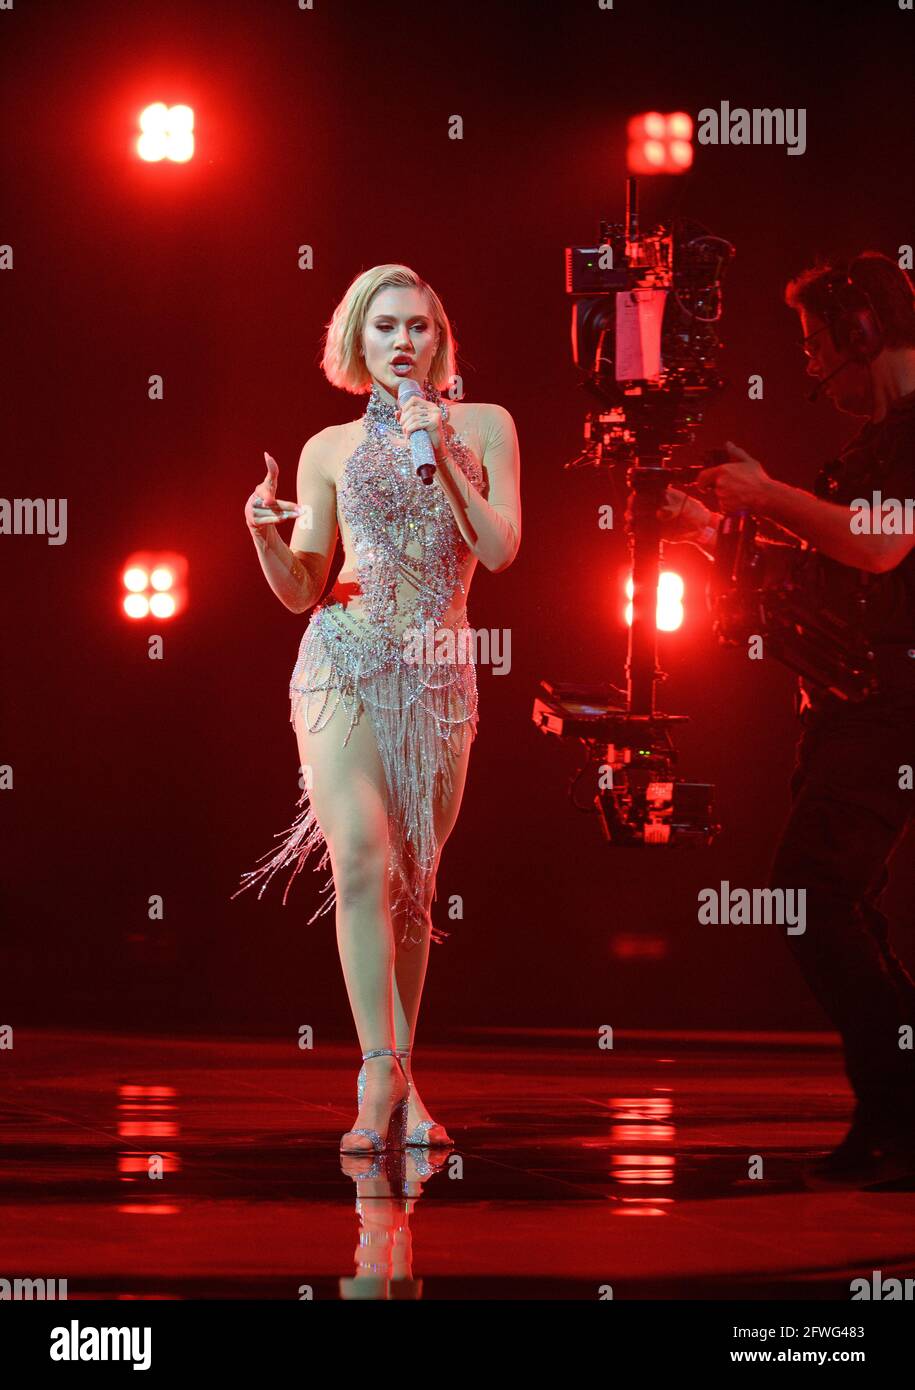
(293, 691), (406, 1147)
(392, 721), (475, 1137)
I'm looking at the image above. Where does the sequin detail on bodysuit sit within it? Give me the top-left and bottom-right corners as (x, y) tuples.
(232, 379), (483, 947)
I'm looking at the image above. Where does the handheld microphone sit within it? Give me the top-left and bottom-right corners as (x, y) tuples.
(806, 358), (851, 404)
(397, 379), (437, 485)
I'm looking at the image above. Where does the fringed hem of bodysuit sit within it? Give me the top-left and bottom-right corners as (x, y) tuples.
(232, 603), (479, 949)
(229, 782), (337, 924)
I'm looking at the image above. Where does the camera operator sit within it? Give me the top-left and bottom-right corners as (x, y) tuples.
(661, 252), (915, 1184)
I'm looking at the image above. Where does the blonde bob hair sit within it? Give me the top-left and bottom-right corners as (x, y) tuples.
(320, 263), (457, 395)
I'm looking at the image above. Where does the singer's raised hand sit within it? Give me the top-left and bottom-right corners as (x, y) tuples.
(245, 453), (304, 533)
(694, 441), (771, 512)
(395, 395), (444, 454)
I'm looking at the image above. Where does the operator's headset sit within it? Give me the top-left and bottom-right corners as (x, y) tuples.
(817, 264), (885, 364)
(811, 267), (885, 501)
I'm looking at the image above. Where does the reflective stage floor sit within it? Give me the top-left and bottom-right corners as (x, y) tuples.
(1, 1028), (913, 1300)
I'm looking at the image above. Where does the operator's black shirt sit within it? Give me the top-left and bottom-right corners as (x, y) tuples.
(801, 387), (915, 645)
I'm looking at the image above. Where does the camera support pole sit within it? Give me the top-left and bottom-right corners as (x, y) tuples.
(623, 175), (670, 717)
(626, 443), (670, 716)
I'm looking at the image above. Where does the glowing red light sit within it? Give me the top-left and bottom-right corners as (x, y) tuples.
(626, 112), (694, 174)
(624, 572), (685, 630)
(667, 113), (693, 139)
(121, 552), (188, 621)
(137, 104), (195, 163)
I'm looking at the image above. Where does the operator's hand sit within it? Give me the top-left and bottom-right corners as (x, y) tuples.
(653, 487), (717, 543)
(695, 440), (771, 512)
(626, 487), (716, 543)
(245, 453), (304, 534)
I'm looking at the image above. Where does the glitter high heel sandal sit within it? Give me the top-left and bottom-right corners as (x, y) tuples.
(341, 1048), (410, 1155)
(394, 1048), (453, 1148)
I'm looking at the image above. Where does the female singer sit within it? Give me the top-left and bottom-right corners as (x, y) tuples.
(234, 264), (521, 1155)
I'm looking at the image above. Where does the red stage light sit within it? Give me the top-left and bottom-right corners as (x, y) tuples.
(624, 571), (684, 631)
(137, 104), (195, 162)
(626, 112), (694, 174)
(121, 552), (188, 620)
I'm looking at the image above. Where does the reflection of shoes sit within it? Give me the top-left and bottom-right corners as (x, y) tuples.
(339, 1150), (386, 1181)
(340, 1049), (409, 1155)
(394, 1048), (453, 1148)
(339, 1277), (423, 1300)
(403, 1147), (450, 1180)
(803, 1104), (915, 1187)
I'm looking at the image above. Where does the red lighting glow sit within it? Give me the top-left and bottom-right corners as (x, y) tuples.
(626, 112), (694, 174)
(137, 104), (195, 163)
(121, 552), (188, 621)
(625, 572), (685, 631)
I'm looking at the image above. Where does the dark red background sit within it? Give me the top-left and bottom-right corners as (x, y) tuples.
(2, 0), (912, 1034)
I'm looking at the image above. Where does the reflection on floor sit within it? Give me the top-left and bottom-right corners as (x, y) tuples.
(1, 1028), (913, 1299)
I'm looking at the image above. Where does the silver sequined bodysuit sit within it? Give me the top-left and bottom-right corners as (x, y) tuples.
(232, 380), (483, 946)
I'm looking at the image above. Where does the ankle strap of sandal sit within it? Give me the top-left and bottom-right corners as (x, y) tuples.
(361, 1048), (399, 1062)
